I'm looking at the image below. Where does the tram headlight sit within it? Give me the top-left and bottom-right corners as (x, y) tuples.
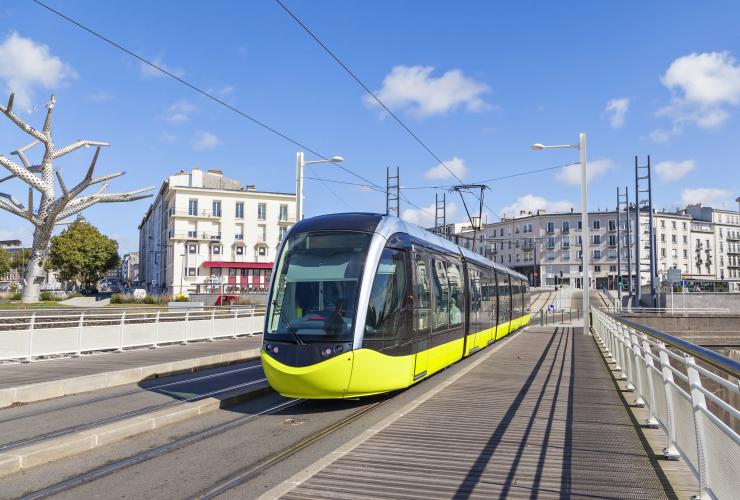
(272, 346), (279, 354)
(265, 344), (272, 352)
(321, 346), (333, 357)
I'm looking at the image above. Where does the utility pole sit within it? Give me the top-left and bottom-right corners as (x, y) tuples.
(434, 193), (446, 238)
(616, 186), (633, 306)
(386, 166), (400, 216)
(616, 187), (622, 305)
(450, 184), (488, 252)
(635, 155), (656, 307)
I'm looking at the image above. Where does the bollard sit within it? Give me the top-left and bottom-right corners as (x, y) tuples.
(25, 313), (36, 363)
(117, 311), (127, 352)
(75, 311), (85, 357)
(152, 310), (161, 348)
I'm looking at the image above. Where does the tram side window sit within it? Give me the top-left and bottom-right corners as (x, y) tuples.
(447, 262), (464, 327)
(468, 267), (483, 332)
(364, 249), (411, 351)
(498, 272), (511, 323)
(430, 258), (449, 332)
(413, 253), (432, 333)
(481, 272), (496, 330)
(511, 280), (520, 318)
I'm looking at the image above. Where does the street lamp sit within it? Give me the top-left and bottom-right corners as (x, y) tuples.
(295, 152), (344, 221)
(531, 133), (590, 334)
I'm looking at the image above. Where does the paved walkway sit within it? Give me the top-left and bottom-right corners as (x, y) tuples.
(279, 324), (685, 499)
(0, 336), (263, 389)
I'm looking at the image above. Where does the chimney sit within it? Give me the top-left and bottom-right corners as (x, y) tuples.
(246, 184), (256, 191)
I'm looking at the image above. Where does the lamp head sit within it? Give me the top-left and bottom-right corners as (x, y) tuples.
(530, 144), (545, 151)
(330, 156), (344, 163)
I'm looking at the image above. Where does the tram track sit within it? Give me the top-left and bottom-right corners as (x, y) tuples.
(0, 363), (266, 452)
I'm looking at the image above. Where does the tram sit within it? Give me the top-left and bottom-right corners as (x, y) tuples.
(261, 213), (531, 398)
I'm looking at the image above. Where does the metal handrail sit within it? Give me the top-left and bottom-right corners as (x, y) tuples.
(602, 309), (740, 378)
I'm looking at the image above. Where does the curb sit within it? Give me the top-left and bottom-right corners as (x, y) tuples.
(0, 348), (262, 409)
(0, 379), (272, 478)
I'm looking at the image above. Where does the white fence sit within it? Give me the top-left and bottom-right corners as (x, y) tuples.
(591, 307), (739, 500)
(0, 306), (265, 362)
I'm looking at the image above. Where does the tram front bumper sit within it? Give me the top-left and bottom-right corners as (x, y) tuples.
(261, 349), (354, 399)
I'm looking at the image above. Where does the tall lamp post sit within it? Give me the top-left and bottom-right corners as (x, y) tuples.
(296, 152), (344, 221)
(531, 133), (590, 334)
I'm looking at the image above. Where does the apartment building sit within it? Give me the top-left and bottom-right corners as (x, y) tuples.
(138, 168), (296, 295)
(457, 207), (692, 290)
(686, 204), (740, 292)
(121, 252), (139, 287)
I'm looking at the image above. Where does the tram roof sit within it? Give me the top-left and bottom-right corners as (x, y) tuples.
(290, 213), (526, 282)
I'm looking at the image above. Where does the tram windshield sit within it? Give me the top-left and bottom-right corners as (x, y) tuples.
(266, 231), (371, 342)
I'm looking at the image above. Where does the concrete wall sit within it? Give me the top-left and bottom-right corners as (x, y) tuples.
(618, 312), (740, 347)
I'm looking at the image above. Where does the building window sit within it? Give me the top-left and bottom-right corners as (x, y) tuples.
(609, 265), (616, 272)
(279, 204), (288, 221)
(577, 220), (582, 230)
(593, 220), (600, 230)
(562, 251), (570, 261)
(211, 267), (222, 276)
(661, 248), (666, 257)
(279, 226), (288, 241)
(608, 235), (617, 247)
(608, 220), (616, 231)
(188, 199), (198, 216)
(235, 246), (244, 255)
(683, 249), (688, 259)
(671, 235), (677, 243)
(683, 222), (687, 229)
(593, 249), (601, 260)
(562, 237), (570, 248)
(547, 237), (555, 249)
(211, 245), (221, 255)
(593, 235), (601, 245)
(660, 220), (665, 228)
(212, 200), (222, 217)
(547, 222), (555, 233)
(258, 246), (266, 256)
(260, 225), (266, 241)
(187, 244), (198, 254)
(228, 268), (238, 276)
(187, 267), (197, 276)
(258, 203), (266, 221)
(594, 265), (601, 272)
(235, 202), (244, 219)
(562, 221), (569, 233)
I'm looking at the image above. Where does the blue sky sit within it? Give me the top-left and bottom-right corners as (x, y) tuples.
(0, 1), (739, 253)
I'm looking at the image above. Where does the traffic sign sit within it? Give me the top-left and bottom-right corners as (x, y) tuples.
(667, 266), (682, 285)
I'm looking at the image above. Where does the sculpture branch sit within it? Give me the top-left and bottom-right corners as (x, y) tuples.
(56, 186), (154, 220)
(0, 199), (37, 224)
(0, 155), (47, 192)
(12, 140), (40, 168)
(53, 140), (109, 159)
(0, 94), (48, 144)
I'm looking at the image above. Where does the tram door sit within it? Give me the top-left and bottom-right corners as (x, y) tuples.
(412, 253), (432, 379)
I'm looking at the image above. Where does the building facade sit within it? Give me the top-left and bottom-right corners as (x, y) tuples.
(121, 252), (140, 288)
(138, 168), (296, 296)
(456, 207), (693, 291)
(686, 204), (740, 292)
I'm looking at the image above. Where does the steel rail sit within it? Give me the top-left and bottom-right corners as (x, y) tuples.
(0, 377), (267, 452)
(20, 396), (301, 500)
(603, 309), (740, 379)
(190, 397), (390, 499)
(0, 363), (262, 425)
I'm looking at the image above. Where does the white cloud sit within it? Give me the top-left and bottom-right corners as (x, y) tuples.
(605, 97), (629, 128)
(425, 156), (468, 180)
(401, 202), (458, 228)
(657, 51), (740, 135)
(366, 65), (489, 118)
(192, 131), (222, 151)
(654, 160), (695, 181)
(208, 85), (234, 99)
(555, 158), (615, 186)
(649, 128), (674, 143)
(160, 131), (177, 142)
(499, 195), (575, 219)
(165, 100), (196, 124)
(681, 187), (734, 208)
(140, 57), (185, 79)
(0, 32), (76, 110)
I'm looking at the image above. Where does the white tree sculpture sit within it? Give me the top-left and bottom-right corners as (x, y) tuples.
(0, 94), (153, 303)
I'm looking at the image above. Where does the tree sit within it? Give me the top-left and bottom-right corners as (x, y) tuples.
(0, 247), (10, 278)
(0, 94), (153, 302)
(48, 220), (120, 289)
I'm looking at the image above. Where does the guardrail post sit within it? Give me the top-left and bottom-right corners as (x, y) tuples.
(182, 310), (190, 345)
(685, 355), (710, 499)
(209, 309), (216, 341)
(25, 312), (36, 363)
(658, 342), (680, 460)
(117, 311), (127, 352)
(152, 310), (160, 348)
(630, 331), (646, 407)
(249, 307), (256, 336)
(75, 311), (85, 357)
(640, 335), (660, 428)
(232, 308), (239, 338)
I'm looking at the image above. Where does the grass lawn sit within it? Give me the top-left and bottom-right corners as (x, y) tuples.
(0, 301), (68, 309)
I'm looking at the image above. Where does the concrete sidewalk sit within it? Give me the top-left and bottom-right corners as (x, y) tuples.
(0, 336), (263, 408)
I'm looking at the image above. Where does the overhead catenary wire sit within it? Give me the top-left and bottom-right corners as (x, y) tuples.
(30, 0), (382, 210)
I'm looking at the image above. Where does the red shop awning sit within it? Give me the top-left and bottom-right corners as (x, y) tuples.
(203, 261), (273, 269)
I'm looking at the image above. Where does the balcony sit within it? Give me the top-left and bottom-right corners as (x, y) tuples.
(172, 232), (221, 241)
(278, 215), (297, 225)
(172, 210), (219, 219)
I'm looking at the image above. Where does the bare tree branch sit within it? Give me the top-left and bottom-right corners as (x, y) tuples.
(0, 93), (48, 144)
(0, 155), (47, 191)
(12, 140), (41, 168)
(52, 140), (109, 159)
(27, 187), (33, 219)
(0, 191), (23, 209)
